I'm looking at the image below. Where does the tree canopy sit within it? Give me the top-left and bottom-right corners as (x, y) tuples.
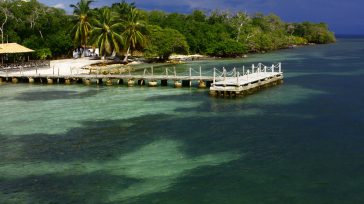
(0, 0), (336, 60)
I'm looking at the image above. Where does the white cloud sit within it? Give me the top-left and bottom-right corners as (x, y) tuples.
(53, 3), (65, 9)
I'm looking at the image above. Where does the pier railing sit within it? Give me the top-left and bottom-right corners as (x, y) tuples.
(212, 63), (282, 85)
(0, 62), (282, 88)
(0, 60), (50, 72)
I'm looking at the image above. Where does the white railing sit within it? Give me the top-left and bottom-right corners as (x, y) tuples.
(212, 62), (282, 86)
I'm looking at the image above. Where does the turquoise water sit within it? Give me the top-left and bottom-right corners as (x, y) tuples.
(1, 38), (364, 203)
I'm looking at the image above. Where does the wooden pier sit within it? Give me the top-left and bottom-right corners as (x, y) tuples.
(210, 63), (283, 96)
(0, 63), (283, 96)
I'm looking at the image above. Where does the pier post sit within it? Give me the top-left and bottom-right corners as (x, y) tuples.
(199, 66), (202, 79)
(106, 78), (113, 86)
(198, 80), (206, 88)
(148, 80), (157, 87)
(174, 81), (182, 88)
(84, 79), (91, 85)
(47, 78), (53, 84)
(213, 68), (216, 86)
(12, 77), (18, 83)
(252, 64), (255, 73)
(279, 62), (281, 72)
(223, 67), (226, 87)
(128, 79), (135, 87)
(65, 78), (71, 85)
(236, 72), (240, 87)
(189, 67), (192, 79)
(272, 65), (274, 73)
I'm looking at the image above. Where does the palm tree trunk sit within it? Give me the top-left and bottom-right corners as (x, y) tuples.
(82, 36), (88, 58)
(123, 47), (130, 63)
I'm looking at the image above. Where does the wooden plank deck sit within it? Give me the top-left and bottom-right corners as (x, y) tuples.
(209, 63), (283, 96)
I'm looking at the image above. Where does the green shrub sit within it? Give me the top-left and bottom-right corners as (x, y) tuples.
(36, 48), (52, 60)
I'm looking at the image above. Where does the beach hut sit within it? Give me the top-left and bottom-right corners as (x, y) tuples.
(0, 43), (34, 64)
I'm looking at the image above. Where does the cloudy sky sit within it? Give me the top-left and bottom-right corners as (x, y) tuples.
(40, 0), (364, 34)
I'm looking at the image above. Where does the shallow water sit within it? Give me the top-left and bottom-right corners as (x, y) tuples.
(1, 38), (364, 204)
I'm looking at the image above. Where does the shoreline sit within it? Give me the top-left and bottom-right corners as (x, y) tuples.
(0, 43), (318, 76)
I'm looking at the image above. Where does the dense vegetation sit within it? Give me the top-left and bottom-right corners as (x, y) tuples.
(0, 0), (336, 61)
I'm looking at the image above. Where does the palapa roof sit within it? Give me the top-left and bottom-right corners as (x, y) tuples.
(0, 43), (34, 54)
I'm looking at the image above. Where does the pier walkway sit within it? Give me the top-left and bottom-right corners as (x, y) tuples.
(0, 63), (283, 96)
(210, 63), (283, 96)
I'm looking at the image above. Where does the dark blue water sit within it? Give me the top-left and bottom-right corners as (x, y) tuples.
(1, 38), (364, 204)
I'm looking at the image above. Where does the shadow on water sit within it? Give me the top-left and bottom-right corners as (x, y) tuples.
(1, 39), (364, 203)
(1, 172), (139, 204)
(14, 89), (102, 101)
(1, 75), (364, 203)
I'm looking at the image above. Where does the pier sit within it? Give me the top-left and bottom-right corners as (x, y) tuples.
(0, 63), (283, 96)
(210, 63), (283, 96)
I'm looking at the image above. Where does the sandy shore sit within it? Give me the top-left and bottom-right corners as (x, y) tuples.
(3, 55), (207, 76)
(169, 54), (206, 61)
(21, 58), (102, 75)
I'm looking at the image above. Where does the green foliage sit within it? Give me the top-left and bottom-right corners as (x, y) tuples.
(36, 48), (52, 60)
(206, 39), (247, 57)
(70, 0), (94, 49)
(45, 32), (73, 57)
(120, 8), (147, 57)
(285, 36), (308, 45)
(1, 0), (336, 60)
(90, 8), (123, 57)
(293, 22), (336, 44)
(145, 25), (189, 60)
(0, 0), (73, 58)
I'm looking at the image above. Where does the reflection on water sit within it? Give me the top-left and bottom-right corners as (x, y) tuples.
(1, 38), (364, 204)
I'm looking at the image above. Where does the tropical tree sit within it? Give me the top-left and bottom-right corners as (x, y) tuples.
(111, 0), (136, 20)
(120, 7), (147, 62)
(145, 25), (189, 60)
(90, 8), (123, 59)
(230, 11), (250, 42)
(70, 0), (94, 56)
(0, 0), (12, 44)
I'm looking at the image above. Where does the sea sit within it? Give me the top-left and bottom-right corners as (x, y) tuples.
(1, 37), (364, 204)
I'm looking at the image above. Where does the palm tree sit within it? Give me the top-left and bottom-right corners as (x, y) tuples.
(121, 8), (147, 62)
(90, 8), (123, 59)
(70, 0), (94, 57)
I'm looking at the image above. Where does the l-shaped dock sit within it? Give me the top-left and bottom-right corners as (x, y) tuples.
(0, 63), (283, 97)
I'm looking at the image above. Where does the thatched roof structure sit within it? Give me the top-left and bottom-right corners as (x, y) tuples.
(0, 43), (34, 54)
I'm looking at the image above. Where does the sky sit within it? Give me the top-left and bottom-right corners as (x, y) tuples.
(40, 0), (364, 34)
